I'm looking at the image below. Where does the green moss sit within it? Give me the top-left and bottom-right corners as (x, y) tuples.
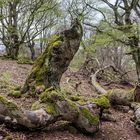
(45, 102), (56, 114)
(69, 95), (83, 101)
(36, 65), (49, 84)
(23, 34), (62, 91)
(80, 107), (99, 124)
(60, 88), (72, 98)
(0, 96), (19, 110)
(52, 41), (62, 47)
(31, 101), (40, 110)
(0, 80), (8, 89)
(17, 57), (34, 65)
(40, 89), (64, 103)
(66, 99), (78, 111)
(91, 96), (110, 108)
(47, 34), (61, 44)
(106, 89), (113, 98)
(32, 101), (56, 114)
(13, 85), (21, 91)
(8, 90), (21, 98)
(61, 88), (83, 101)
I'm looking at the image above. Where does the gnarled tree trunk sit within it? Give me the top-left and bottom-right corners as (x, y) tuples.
(0, 19), (111, 134)
(21, 18), (83, 94)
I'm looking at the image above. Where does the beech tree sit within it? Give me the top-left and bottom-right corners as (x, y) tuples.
(0, 0), (59, 59)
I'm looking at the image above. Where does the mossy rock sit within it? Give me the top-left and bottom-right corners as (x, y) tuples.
(0, 96), (19, 110)
(40, 88), (64, 103)
(9, 85), (21, 91)
(79, 107), (100, 124)
(32, 101), (57, 115)
(90, 96), (110, 109)
(8, 90), (21, 98)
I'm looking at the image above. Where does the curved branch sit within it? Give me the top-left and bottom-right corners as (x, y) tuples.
(90, 66), (112, 94)
(90, 65), (128, 94)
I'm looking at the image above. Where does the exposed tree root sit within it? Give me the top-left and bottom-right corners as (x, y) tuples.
(0, 88), (110, 134)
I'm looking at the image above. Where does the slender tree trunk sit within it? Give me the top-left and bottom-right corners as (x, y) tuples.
(4, 1), (20, 60)
(29, 42), (35, 60)
(10, 45), (19, 59)
(5, 46), (11, 57)
(5, 44), (19, 59)
(129, 36), (140, 82)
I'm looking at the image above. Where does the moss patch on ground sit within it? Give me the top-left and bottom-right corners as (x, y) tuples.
(17, 57), (34, 65)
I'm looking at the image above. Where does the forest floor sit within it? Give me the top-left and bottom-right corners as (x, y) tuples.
(0, 59), (139, 140)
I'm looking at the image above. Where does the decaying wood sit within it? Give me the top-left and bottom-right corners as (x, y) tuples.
(0, 89), (110, 134)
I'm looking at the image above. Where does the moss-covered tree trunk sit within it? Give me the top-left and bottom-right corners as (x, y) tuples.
(4, 1), (20, 60)
(0, 89), (110, 134)
(21, 19), (83, 94)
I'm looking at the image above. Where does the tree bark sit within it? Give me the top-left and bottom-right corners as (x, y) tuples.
(21, 18), (83, 94)
(5, 44), (19, 59)
(4, 1), (20, 60)
(0, 89), (110, 134)
(29, 41), (35, 60)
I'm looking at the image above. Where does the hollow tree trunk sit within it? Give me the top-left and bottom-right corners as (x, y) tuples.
(21, 18), (83, 94)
